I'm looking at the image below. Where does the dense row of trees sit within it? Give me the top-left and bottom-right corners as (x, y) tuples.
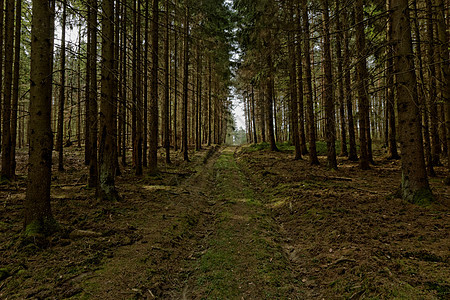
(0, 0), (448, 236)
(234, 0), (449, 202)
(0, 0), (234, 235)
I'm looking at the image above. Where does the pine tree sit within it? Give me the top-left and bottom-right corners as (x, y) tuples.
(391, 0), (433, 203)
(24, 0), (58, 236)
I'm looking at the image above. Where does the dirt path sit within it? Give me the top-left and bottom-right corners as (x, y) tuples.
(78, 146), (298, 299)
(1, 145), (448, 299)
(178, 147), (298, 299)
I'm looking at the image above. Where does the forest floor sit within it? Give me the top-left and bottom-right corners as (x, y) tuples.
(0, 143), (449, 299)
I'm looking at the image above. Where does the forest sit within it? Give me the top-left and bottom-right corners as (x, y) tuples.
(0, 0), (449, 298)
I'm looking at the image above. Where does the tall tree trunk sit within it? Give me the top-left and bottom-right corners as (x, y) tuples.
(143, 0), (149, 168)
(260, 90), (266, 143)
(273, 90), (278, 143)
(386, 0), (400, 160)
(182, 1), (189, 161)
(355, 0), (370, 170)
(88, 0), (98, 189)
(301, 0), (319, 164)
(85, 8), (91, 166)
(67, 74), (73, 144)
(295, 5), (307, 155)
(251, 85), (257, 144)
(322, 0), (337, 169)
(113, 0), (121, 176)
(121, 0), (127, 166)
(164, 0), (171, 163)
(57, 0), (67, 171)
(435, 0), (450, 183)
(208, 58), (212, 146)
(135, 0), (143, 176)
(131, 0), (137, 168)
(267, 52), (278, 152)
(1, 0), (14, 180)
(245, 94), (251, 143)
(288, 0), (300, 159)
(413, 0), (434, 175)
(99, 0), (121, 201)
(335, 0), (347, 157)
(392, 0), (433, 203)
(426, 0), (441, 166)
(10, 0), (22, 178)
(0, 0), (4, 154)
(148, 0), (159, 173)
(198, 55), (203, 149)
(77, 23), (82, 148)
(174, 0), (179, 151)
(195, 46), (202, 151)
(25, 0), (57, 236)
(343, 6), (357, 161)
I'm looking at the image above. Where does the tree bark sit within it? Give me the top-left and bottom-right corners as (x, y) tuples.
(135, 0), (143, 175)
(149, 0), (159, 173)
(251, 85), (257, 144)
(1, 0), (14, 180)
(288, 0), (301, 159)
(355, 0), (370, 169)
(267, 52), (278, 152)
(343, 6), (357, 161)
(88, 0), (98, 190)
(57, 0), (67, 171)
(301, 0), (319, 164)
(11, 0), (22, 177)
(426, 0), (441, 166)
(182, 2), (190, 161)
(121, 1), (127, 167)
(143, 0), (149, 168)
(322, 0), (337, 169)
(435, 0), (450, 183)
(77, 23), (82, 148)
(413, 0), (434, 175)
(164, 0), (171, 163)
(335, 0), (347, 157)
(174, 0), (179, 151)
(195, 46), (202, 151)
(208, 59), (212, 146)
(386, 0), (400, 160)
(85, 7), (91, 166)
(0, 0), (4, 154)
(392, 0), (433, 203)
(25, 0), (57, 236)
(99, 0), (121, 201)
(131, 0), (137, 168)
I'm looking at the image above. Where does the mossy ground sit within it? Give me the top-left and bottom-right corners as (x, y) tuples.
(0, 143), (449, 299)
(238, 143), (449, 299)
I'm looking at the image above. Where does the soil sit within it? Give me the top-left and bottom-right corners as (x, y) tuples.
(0, 144), (449, 299)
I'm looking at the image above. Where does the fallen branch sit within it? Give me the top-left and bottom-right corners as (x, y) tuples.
(331, 257), (357, 266)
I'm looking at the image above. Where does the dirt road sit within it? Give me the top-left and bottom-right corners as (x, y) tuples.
(1, 145), (448, 299)
(79, 146), (299, 298)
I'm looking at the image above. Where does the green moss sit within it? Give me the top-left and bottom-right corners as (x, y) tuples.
(0, 268), (10, 281)
(411, 188), (435, 207)
(250, 142), (270, 151)
(401, 175), (435, 206)
(24, 217), (59, 238)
